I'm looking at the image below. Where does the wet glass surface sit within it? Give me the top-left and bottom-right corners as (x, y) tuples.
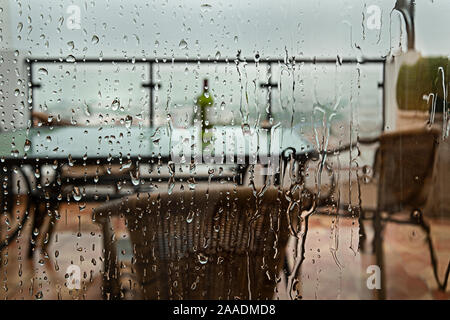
(0, 0), (449, 300)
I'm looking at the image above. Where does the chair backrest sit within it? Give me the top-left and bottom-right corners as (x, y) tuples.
(375, 128), (439, 213)
(95, 185), (295, 299)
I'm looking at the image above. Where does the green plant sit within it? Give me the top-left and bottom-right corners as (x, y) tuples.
(396, 57), (449, 112)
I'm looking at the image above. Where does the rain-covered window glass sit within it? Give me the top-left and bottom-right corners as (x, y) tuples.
(0, 0), (449, 302)
(32, 62), (151, 127)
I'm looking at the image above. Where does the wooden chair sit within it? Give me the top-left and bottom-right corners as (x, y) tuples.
(0, 166), (34, 252)
(371, 127), (449, 298)
(0, 161), (141, 258)
(93, 186), (295, 299)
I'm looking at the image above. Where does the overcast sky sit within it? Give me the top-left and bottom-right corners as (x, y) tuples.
(0, 0), (447, 132)
(1, 0), (449, 59)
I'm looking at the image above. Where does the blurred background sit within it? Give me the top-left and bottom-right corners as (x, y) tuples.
(0, 0), (449, 300)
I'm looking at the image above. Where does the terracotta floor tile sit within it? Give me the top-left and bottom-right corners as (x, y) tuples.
(0, 189), (449, 300)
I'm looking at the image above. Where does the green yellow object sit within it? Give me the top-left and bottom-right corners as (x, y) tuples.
(195, 79), (214, 149)
(396, 57), (449, 112)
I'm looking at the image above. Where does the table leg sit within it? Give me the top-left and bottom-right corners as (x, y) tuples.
(101, 217), (121, 299)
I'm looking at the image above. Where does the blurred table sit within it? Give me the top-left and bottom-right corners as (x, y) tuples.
(0, 125), (315, 165)
(0, 124), (316, 251)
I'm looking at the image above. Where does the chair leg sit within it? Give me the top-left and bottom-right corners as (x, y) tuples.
(373, 210), (386, 300)
(358, 209), (367, 252)
(418, 218), (450, 291)
(42, 205), (58, 255)
(28, 203), (46, 259)
(0, 198), (31, 253)
(2, 169), (14, 219)
(236, 164), (248, 186)
(101, 217), (121, 300)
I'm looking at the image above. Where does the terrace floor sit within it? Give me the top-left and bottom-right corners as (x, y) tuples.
(0, 179), (449, 300)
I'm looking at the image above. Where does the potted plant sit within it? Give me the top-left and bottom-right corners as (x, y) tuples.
(396, 57), (449, 118)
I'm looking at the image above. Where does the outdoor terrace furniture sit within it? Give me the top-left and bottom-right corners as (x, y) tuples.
(93, 186), (300, 299)
(0, 125), (314, 257)
(370, 127), (449, 298)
